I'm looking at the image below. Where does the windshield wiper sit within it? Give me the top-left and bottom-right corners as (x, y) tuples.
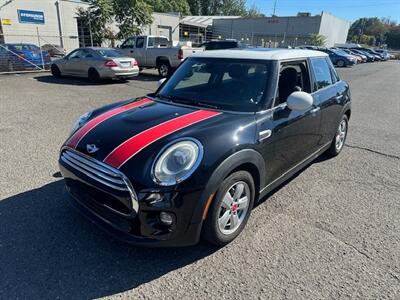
(157, 94), (219, 109)
(196, 102), (219, 109)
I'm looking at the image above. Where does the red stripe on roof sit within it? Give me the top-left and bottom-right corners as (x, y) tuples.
(103, 110), (222, 169)
(66, 98), (152, 149)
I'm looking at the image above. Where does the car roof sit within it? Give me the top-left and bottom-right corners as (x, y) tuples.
(192, 48), (328, 60)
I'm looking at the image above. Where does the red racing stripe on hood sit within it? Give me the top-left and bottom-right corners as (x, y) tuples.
(66, 98), (152, 149)
(103, 110), (222, 169)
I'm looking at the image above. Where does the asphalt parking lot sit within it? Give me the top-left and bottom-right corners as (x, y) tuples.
(1, 61), (399, 299)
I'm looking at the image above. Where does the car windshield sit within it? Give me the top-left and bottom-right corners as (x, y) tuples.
(95, 49), (123, 58)
(156, 57), (272, 112)
(332, 49), (348, 56)
(10, 44), (39, 51)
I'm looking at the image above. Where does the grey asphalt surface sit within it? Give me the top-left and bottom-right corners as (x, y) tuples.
(0, 62), (399, 299)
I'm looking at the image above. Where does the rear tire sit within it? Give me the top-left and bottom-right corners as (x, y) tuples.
(326, 114), (349, 157)
(88, 68), (101, 83)
(157, 61), (171, 77)
(202, 171), (255, 246)
(51, 64), (61, 78)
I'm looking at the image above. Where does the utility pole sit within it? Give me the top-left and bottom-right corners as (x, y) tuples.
(273, 0), (278, 16)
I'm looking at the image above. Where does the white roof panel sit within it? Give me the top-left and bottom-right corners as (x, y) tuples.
(180, 16), (241, 28)
(192, 48), (328, 60)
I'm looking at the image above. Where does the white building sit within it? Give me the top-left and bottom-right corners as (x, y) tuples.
(0, 0), (180, 52)
(212, 12), (351, 48)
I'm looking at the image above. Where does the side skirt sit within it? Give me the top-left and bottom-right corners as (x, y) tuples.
(259, 142), (331, 199)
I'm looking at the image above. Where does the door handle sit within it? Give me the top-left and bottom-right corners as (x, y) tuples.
(310, 107), (320, 114)
(335, 95), (343, 102)
(259, 129), (272, 141)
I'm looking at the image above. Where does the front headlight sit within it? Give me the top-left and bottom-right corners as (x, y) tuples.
(70, 111), (92, 134)
(152, 139), (203, 186)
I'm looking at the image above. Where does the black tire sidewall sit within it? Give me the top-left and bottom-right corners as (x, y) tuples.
(158, 61), (170, 77)
(337, 60), (345, 67)
(328, 114), (349, 156)
(51, 65), (60, 77)
(202, 170), (255, 246)
(88, 68), (100, 83)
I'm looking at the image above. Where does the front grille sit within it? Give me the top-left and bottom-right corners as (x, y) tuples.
(61, 150), (130, 192)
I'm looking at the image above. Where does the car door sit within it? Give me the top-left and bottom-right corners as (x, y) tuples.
(120, 37), (136, 57)
(63, 49), (86, 75)
(257, 59), (322, 184)
(133, 36), (146, 66)
(310, 57), (348, 145)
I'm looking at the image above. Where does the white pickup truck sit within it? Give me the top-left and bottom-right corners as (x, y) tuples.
(119, 35), (204, 77)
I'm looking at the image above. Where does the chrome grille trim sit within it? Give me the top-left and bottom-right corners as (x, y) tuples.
(60, 148), (139, 212)
(63, 152), (125, 186)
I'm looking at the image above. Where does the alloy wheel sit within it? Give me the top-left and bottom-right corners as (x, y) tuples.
(217, 181), (250, 235)
(335, 119), (347, 151)
(159, 64), (169, 77)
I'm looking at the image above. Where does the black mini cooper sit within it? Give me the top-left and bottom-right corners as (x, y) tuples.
(59, 49), (351, 247)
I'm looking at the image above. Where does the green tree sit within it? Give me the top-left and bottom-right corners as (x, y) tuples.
(148, 0), (191, 15)
(113, 0), (153, 39)
(187, 0), (201, 15)
(348, 17), (397, 46)
(309, 33), (327, 46)
(186, 0), (262, 17)
(386, 25), (400, 49)
(76, 0), (114, 46)
(245, 3), (264, 17)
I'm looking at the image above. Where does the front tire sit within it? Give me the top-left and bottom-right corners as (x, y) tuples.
(51, 64), (61, 78)
(326, 114), (348, 157)
(337, 59), (346, 67)
(202, 171), (255, 246)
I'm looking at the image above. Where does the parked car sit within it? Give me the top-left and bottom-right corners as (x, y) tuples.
(59, 49), (351, 247)
(199, 39), (247, 50)
(41, 44), (66, 58)
(356, 48), (385, 61)
(339, 48), (366, 63)
(350, 49), (375, 62)
(374, 49), (391, 60)
(50, 47), (139, 82)
(318, 48), (357, 67)
(119, 35), (204, 77)
(0, 43), (51, 72)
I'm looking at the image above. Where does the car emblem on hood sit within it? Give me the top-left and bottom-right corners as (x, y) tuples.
(86, 144), (99, 154)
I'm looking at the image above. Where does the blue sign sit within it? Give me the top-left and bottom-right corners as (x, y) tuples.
(18, 10), (45, 24)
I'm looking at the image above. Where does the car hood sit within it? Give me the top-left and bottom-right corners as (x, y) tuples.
(64, 97), (224, 168)
(62, 97), (258, 188)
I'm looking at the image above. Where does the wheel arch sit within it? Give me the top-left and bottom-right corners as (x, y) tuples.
(156, 56), (170, 66)
(191, 149), (266, 225)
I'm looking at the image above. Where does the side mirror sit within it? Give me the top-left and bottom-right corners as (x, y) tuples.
(157, 78), (166, 88)
(287, 91), (313, 111)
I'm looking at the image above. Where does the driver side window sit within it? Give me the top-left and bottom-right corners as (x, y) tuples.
(275, 60), (311, 106)
(67, 49), (85, 59)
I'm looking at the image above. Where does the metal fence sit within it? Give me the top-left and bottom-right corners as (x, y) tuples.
(0, 27), (93, 74)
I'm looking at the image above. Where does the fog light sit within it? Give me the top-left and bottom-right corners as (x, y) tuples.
(160, 212), (173, 226)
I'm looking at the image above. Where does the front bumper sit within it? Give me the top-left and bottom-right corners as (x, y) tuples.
(59, 151), (204, 247)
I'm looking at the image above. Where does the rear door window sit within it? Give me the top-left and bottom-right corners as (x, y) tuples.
(326, 57), (340, 83)
(310, 58), (333, 91)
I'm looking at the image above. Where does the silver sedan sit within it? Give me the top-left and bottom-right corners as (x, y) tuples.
(50, 47), (139, 82)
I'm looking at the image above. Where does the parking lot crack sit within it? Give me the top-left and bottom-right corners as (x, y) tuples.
(345, 143), (400, 160)
(304, 219), (400, 284)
